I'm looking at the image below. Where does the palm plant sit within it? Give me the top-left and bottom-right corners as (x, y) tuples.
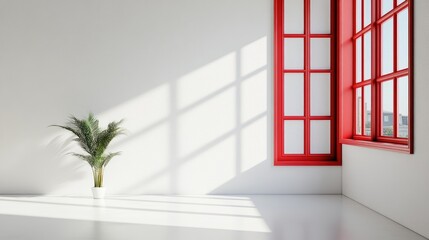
(52, 113), (125, 188)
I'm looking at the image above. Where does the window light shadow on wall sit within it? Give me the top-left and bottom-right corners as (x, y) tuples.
(44, 36), (268, 195)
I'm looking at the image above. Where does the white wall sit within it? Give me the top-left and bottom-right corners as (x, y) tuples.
(0, 0), (341, 195)
(343, 0), (429, 238)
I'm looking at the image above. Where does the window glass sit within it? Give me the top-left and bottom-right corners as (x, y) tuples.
(310, 0), (331, 34)
(381, 80), (394, 137)
(284, 38), (304, 69)
(364, 85), (371, 136)
(381, 18), (394, 75)
(381, 0), (393, 16)
(398, 76), (409, 138)
(356, 88), (362, 135)
(356, 0), (362, 32)
(284, 73), (304, 116)
(364, 0), (371, 27)
(310, 38), (331, 69)
(284, 120), (304, 154)
(397, 8), (409, 70)
(364, 31), (372, 80)
(310, 120), (331, 154)
(310, 73), (331, 116)
(284, 0), (304, 34)
(355, 37), (362, 83)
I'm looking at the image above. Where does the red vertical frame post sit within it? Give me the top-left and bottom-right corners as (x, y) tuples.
(304, 0), (310, 157)
(274, 0), (284, 165)
(408, 0), (414, 153)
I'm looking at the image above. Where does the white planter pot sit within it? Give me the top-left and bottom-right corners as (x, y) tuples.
(92, 187), (106, 199)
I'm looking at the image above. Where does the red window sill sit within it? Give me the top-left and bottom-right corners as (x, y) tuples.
(274, 159), (342, 166)
(340, 138), (413, 154)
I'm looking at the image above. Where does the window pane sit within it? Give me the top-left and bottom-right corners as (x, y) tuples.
(381, 80), (394, 137)
(356, 88), (362, 135)
(284, 38), (304, 69)
(398, 76), (409, 138)
(284, 120), (304, 154)
(311, 0), (330, 34)
(310, 120), (331, 154)
(356, 0), (362, 32)
(284, 0), (304, 34)
(364, 85), (371, 136)
(381, 18), (394, 75)
(364, 31), (372, 80)
(310, 73), (331, 116)
(397, 0), (406, 4)
(381, 0), (393, 16)
(310, 38), (331, 69)
(364, 0), (371, 27)
(397, 8), (409, 70)
(284, 73), (304, 116)
(355, 37), (362, 83)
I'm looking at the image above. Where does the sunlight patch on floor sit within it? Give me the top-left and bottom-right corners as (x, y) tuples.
(0, 196), (270, 233)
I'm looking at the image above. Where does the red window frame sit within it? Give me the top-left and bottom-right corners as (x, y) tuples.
(338, 0), (413, 153)
(274, 0), (341, 166)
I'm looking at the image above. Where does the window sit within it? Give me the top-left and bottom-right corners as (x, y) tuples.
(338, 0), (413, 153)
(276, 0), (413, 164)
(274, 0), (341, 165)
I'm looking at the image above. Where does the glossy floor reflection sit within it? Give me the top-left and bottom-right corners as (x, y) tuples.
(0, 195), (426, 240)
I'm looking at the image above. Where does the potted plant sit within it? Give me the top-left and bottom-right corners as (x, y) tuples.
(52, 113), (125, 199)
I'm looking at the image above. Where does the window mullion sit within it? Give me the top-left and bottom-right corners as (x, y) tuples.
(361, 0), (364, 29)
(393, 11), (398, 138)
(361, 85), (365, 135)
(393, 78), (398, 137)
(304, 0), (310, 156)
(372, 0), (379, 141)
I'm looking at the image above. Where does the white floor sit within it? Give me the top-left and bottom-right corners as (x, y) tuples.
(0, 195), (426, 240)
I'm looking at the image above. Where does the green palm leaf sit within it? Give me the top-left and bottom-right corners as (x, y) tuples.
(52, 113), (125, 187)
(71, 153), (94, 166)
(102, 152), (121, 167)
